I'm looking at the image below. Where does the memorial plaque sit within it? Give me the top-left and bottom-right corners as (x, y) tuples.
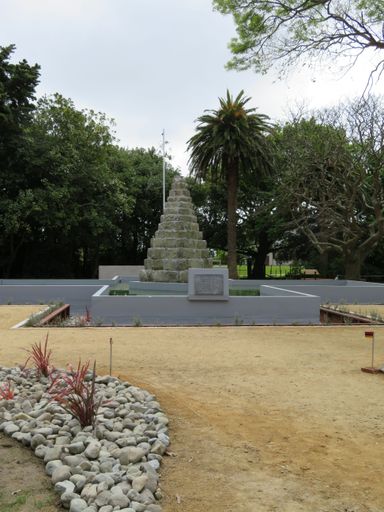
(188, 268), (229, 301)
(194, 274), (224, 296)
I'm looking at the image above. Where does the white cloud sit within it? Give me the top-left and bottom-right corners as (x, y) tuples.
(3, 0), (107, 20)
(1, 0), (381, 172)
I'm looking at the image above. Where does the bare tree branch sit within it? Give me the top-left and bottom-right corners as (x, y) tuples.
(214, 0), (384, 85)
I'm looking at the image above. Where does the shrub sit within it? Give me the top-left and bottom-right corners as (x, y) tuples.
(0, 380), (15, 400)
(48, 360), (90, 396)
(48, 361), (102, 428)
(85, 306), (91, 323)
(24, 333), (52, 377)
(24, 303), (63, 327)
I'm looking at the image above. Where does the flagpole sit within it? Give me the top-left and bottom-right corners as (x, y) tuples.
(162, 129), (166, 211)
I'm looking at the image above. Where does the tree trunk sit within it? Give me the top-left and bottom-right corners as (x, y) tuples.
(253, 230), (270, 279)
(4, 235), (24, 278)
(318, 251), (329, 277)
(132, 230), (139, 264)
(316, 227), (330, 276)
(226, 165), (238, 279)
(344, 251), (362, 280)
(247, 257), (252, 278)
(252, 253), (266, 279)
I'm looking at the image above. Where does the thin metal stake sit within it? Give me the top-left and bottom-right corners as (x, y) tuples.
(361, 330), (378, 374)
(109, 337), (113, 376)
(371, 333), (375, 369)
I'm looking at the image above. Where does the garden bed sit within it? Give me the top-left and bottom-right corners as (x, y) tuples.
(38, 304), (71, 326)
(320, 305), (383, 324)
(0, 340), (169, 512)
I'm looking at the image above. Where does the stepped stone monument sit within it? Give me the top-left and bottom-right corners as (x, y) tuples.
(139, 177), (212, 283)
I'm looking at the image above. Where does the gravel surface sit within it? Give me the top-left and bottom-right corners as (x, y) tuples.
(0, 366), (169, 512)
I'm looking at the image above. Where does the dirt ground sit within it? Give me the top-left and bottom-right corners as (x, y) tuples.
(1, 306), (384, 512)
(0, 432), (59, 511)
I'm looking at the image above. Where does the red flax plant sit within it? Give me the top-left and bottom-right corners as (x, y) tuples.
(0, 380), (15, 400)
(85, 306), (91, 323)
(48, 360), (90, 396)
(24, 333), (52, 377)
(48, 361), (102, 429)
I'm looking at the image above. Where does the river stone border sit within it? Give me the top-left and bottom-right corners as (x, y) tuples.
(0, 366), (169, 512)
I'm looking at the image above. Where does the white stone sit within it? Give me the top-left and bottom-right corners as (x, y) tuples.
(69, 498), (88, 512)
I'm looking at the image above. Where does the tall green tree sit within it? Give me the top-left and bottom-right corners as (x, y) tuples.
(236, 176), (286, 278)
(0, 93), (133, 277)
(187, 176), (227, 253)
(26, 94), (134, 277)
(213, 0), (384, 81)
(0, 44), (40, 276)
(187, 90), (272, 278)
(274, 110), (384, 279)
(0, 44), (40, 153)
(189, 176), (286, 279)
(0, 46), (179, 278)
(102, 147), (178, 266)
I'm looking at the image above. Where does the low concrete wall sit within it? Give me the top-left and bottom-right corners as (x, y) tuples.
(0, 279), (112, 285)
(229, 278), (339, 289)
(263, 282), (384, 304)
(346, 280), (384, 287)
(128, 281), (188, 295)
(260, 285), (317, 297)
(2, 277), (383, 325)
(125, 278), (339, 294)
(98, 266), (144, 279)
(0, 282), (112, 314)
(91, 289), (320, 326)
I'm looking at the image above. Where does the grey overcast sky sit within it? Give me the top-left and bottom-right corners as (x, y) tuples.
(1, 0), (380, 173)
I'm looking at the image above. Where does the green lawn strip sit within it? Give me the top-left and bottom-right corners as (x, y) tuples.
(229, 288), (260, 296)
(0, 490), (28, 511)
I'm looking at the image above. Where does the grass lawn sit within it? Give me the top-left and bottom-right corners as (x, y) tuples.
(237, 264), (291, 278)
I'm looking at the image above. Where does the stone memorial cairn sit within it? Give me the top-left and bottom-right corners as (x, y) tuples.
(139, 177), (212, 283)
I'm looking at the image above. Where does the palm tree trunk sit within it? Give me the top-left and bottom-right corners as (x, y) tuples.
(227, 163), (238, 279)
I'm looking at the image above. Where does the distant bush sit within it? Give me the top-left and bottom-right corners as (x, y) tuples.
(229, 288), (260, 296)
(109, 289), (131, 296)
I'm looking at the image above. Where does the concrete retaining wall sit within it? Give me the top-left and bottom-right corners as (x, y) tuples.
(229, 278), (339, 289)
(128, 281), (187, 295)
(124, 278), (339, 295)
(260, 285), (317, 297)
(2, 277), (383, 325)
(0, 279), (112, 285)
(0, 280), (113, 314)
(262, 281), (384, 304)
(91, 288), (320, 326)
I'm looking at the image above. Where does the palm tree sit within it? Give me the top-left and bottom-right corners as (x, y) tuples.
(187, 90), (272, 278)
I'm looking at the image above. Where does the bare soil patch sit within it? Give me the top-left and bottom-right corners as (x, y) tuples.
(1, 307), (384, 511)
(0, 432), (59, 511)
